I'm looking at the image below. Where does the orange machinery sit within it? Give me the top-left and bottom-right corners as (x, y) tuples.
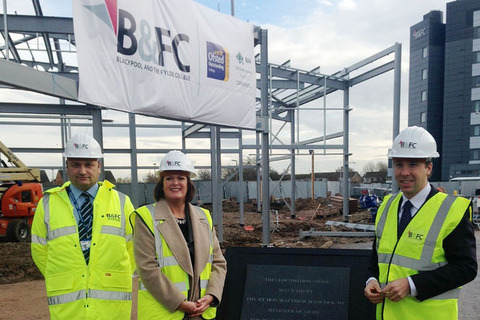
(0, 140), (43, 242)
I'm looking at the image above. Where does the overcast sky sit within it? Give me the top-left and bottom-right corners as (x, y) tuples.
(1, 0), (451, 180)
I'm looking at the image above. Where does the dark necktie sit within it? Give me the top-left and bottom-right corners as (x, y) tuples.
(398, 200), (413, 238)
(78, 192), (93, 263)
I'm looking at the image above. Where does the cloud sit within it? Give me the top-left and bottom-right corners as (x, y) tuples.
(320, 1), (334, 7)
(339, 0), (357, 10)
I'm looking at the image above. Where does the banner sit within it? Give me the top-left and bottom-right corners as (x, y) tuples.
(73, 0), (256, 129)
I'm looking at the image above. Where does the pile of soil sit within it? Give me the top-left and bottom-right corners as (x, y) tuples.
(0, 197), (373, 285)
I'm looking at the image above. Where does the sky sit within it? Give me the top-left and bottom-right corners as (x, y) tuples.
(0, 0), (451, 180)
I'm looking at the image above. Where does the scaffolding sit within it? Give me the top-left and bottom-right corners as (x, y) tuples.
(0, 1), (401, 245)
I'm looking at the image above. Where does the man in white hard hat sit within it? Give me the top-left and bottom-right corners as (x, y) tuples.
(364, 126), (477, 320)
(31, 132), (136, 320)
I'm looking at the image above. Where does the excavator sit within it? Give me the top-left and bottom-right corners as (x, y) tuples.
(0, 140), (43, 242)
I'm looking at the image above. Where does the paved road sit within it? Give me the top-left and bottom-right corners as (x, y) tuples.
(458, 230), (480, 319)
(331, 230), (480, 319)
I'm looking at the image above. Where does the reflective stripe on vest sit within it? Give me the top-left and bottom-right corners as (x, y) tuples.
(47, 289), (132, 306)
(48, 290), (86, 306)
(375, 194), (396, 250)
(31, 195), (50, 245)
(89, 289), (132, 300)
(139, 279), (188, 293)
(200, 279), (209, 290)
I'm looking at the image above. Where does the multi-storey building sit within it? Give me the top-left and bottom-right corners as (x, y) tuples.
(409, 0), (480, 181)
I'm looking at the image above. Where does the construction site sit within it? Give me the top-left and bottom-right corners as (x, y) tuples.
(1, 1), (480, 320)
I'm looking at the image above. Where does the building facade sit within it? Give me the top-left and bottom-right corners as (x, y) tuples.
(409, 0), (480, 181)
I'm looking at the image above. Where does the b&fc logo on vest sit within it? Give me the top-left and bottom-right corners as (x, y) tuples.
(106, 213), (121, 222)
(407, 230), (424, 240)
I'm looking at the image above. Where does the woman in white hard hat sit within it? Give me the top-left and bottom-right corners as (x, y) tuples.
(131, 150), (227, 320)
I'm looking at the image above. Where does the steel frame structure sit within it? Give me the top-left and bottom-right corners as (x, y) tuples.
(0, 1), (401, 245)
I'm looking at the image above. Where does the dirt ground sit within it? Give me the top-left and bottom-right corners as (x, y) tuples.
(0, 198), (373, 320)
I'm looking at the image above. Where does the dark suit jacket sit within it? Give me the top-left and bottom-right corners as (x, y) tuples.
(368, 185), (477, 301)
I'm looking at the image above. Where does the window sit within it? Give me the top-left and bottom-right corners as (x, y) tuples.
(421, 112), (427, 123)
(474, 52), (480, 64)
(421, 90), (427, 102)
(473, 125), (480, 136)
(422, 47), (428, 58)
(474, 76), (480, 88)
(21, 191), (32, 203)
(471, 149), (480, 161)
(422, 69), (428, 80)
(474, 27), (480, 39)
(473, 101), (480, 112)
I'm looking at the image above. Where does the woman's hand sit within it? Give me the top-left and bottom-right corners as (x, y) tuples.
(178, 295), (214, 318)
(187, 294), (214, 317)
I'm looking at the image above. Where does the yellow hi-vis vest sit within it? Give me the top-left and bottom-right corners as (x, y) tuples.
(375, 192), (470, 320)
(31, 181), (135, 320)
(135, 204), (216, 320)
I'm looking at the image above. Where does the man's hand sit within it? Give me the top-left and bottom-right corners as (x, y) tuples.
(364, 279), (384, 304)
(382, 278), (410, 302)
(177, 300), (197, 314)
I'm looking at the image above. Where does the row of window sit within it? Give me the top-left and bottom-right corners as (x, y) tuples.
(420, 47), (428, 124)
(472, 12), (480, 166)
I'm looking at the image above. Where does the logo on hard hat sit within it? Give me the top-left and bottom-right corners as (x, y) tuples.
(398, 140), (416, 149)
(73, 143), (89, 150)
(167, 160), (181, 167)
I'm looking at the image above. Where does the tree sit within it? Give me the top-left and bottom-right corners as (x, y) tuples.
(197, 169), (211, 180)
(362, 161), (387, 174)
(269, 168), (281, 180)
(377, 162), (388, 172)
(335, 165), (357, 173)
(143, 172), (157, 183)
(116, 177), (131, 183)
(222, 167), (237, 180)
(362, 161), (377, 173)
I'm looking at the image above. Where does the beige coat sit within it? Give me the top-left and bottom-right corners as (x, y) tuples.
(133, 199), (227, 318)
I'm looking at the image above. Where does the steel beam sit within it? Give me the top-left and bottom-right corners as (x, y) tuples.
(0, 59), (77, 100)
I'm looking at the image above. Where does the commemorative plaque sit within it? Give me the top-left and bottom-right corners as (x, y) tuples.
(216, 247), (375, 320)
(240, 264), (349, 320)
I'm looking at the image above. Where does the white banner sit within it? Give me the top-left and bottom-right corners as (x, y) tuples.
(73, 0), (256, 129)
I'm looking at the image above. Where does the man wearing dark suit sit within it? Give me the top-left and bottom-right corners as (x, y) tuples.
(364, 126), (477, 320)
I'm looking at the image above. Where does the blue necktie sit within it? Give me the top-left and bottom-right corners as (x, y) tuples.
(78, 192), (93, 263)
(398, 200), (413, 238)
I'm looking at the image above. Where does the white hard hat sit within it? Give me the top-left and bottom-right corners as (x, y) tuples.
(388, 126), (439, 159)
(159, 150), (197, 178)
(63, 132), (103, 158)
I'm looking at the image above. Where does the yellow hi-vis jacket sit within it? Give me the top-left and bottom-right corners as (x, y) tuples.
(134, 204), (217, 320)
(31, 180), (135, 320)
(375, 192), (470, 320)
